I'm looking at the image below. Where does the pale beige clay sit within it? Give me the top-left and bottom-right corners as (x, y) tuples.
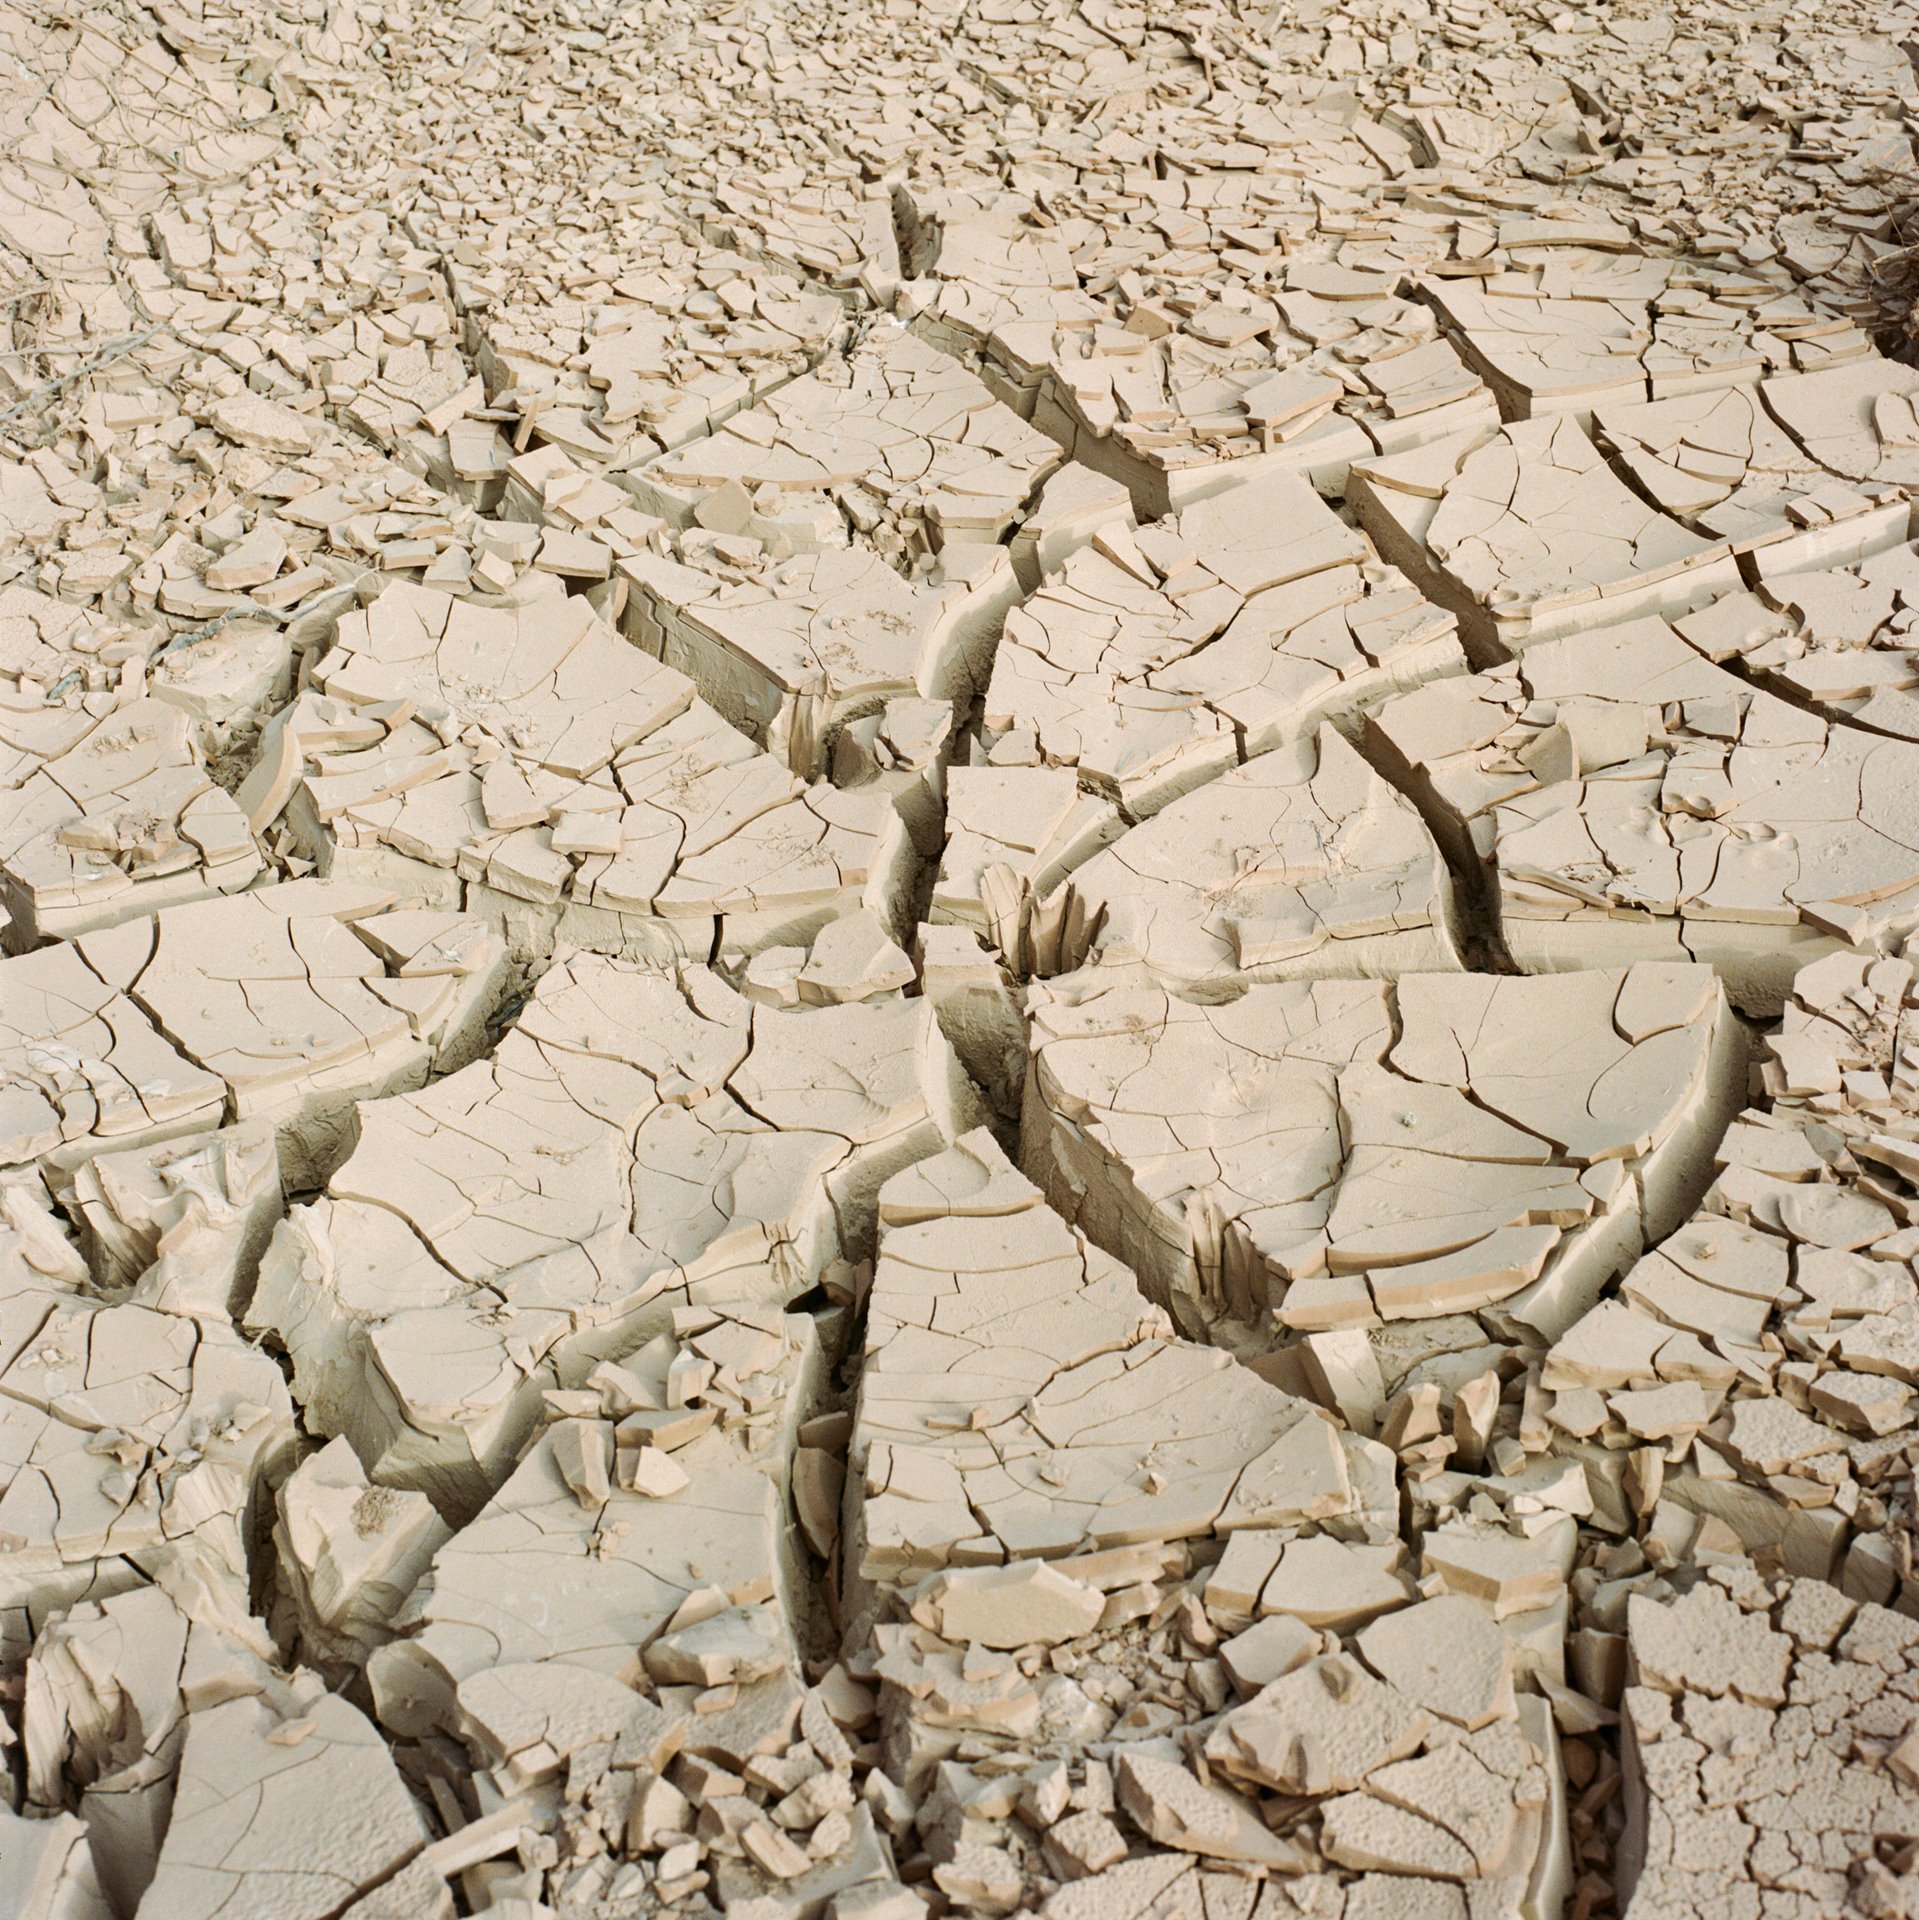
(3, 0), (1918, 1910)
(1365, 614), (1919, 1014)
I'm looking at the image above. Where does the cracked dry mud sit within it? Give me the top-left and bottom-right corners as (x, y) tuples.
(3, 1), (1919, 1918)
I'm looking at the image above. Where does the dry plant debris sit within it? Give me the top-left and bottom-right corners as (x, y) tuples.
(2, 0), (1919, 1915)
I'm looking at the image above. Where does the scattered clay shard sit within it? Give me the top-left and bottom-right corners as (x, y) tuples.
(1620, 1576), (1919, 1920)
(849, 1130), (1396, 1595)
(1024, 964), (1743, 1352)
(269, 579), (914, 965)
(1543, 947), (1919, 1589)
(1035, 725), (1462, 992)
(1673, 543), (1919, 744)
(0, 882), (503, 1189)
(1366, 614), (1919, 1014)
(249, 952), (980, 1514)
(368, 1299), (822, 1750)
(1350, 414), (1744, 662)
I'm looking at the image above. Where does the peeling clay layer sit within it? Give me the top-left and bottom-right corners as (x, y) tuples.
(6, 0), (1919, 1915)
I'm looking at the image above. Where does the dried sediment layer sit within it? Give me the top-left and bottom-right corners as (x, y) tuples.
(1365, 615), (1919, 1015)
(621, 539), (1015, 781)
(367, 1299), (825, 1744)
(624, 322), (1064, 561)
(1592, 376), (1916, 578)
(848, 1131), (1398, 1603)
(1034, 724), (1462, 994)
(358, 1285), (897, 1913)
(933, 479), (1464, 961)
(613, 325), (1049, 782)
(467, 220), (850, 472)
(249, 952), (981, 1516)
(978, 474), (1457, 819)
(901, 166), (1501, 516)
(141, 1685), (433, 1920)
(0, 1197), (294, 1667)
(1349, 414), (1744, 663)
(0, 882), (504, 1191)
(699, 179), (903, 302)
(22, 1582), (412, 1920)
(264, 579), (916, 965)
(844, 1152), (1569, 1918)
(1673, 542), (1919, 745)
(1421, 258), (1872, 423)
(66, 1119), (282, 1320)
(4, 0), (1918, 1908)
(270, 1436), (451, 1684)
(1023, 964), (1744, 1358)
(0, 694), (259, 950)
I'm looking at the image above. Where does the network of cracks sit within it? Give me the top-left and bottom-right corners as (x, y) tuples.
(3, 0), (1919, 1917)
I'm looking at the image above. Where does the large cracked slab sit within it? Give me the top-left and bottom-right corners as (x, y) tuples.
(1673, 543), (1919, 744)
(468, 221), (849, 471)
(1422, 262), (1870, 422)
(0, 695), (260, 950)
(0, 882), (504, 1189)
(1034, 724), (1462, 994)
(1365, 615), (1919, 1014)
(905, 186), (1500, 515)
(977, 475), (1462, 820)
(1592, 380), (1914, 576)
(141, 1685), (433, 1920)
(625, 322), (1064, 559)
(0, 1279), (294, 1669)
(1350, 415), (1744, 662)
(368, 1298), (824, 1747)
(1023, 964), (1743, 1358)
(620, 537), (1016, 780)
(850, 1130), (1398, 1600)
(270, 578), (916, 965)
(249, 952), (981, 1515)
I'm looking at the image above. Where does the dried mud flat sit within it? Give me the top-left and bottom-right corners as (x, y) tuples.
(2, 0), (1919, 1916)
